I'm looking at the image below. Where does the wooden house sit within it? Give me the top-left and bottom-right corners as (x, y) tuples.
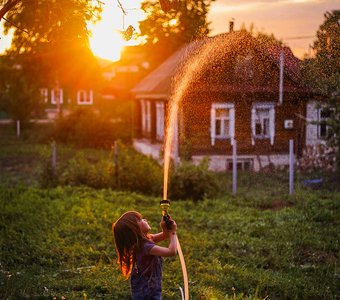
(131, 30), (318, 171)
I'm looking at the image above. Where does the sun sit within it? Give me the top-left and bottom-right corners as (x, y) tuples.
(89, 0), (144, 62)
(90, 25), (125, 62)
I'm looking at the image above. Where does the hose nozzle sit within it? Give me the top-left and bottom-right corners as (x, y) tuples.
(160, 199), (172, 230)
(160, 199), (170, 216)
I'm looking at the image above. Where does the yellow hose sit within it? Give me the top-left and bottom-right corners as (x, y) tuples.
(176, 235), (189, 300)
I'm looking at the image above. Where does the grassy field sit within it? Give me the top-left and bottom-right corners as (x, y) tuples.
(0, 124), (339, 299)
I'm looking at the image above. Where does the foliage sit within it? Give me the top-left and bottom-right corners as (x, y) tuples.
(305, 10), (340, 95)
(2, 0), (102, 89)
(139, 0), (215, 66)
(0, 56), (43, 124)
(0, 185), (339, 299)
(301, 10), (340, 170)
(169, 158), (219, 201)
(38, 140), (164, 196)
(51, 109), (132, 148)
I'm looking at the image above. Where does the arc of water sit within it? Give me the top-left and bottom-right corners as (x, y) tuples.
(163, 35), (233, 300)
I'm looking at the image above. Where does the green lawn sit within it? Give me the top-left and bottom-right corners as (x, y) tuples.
(0, 124), (339, 299)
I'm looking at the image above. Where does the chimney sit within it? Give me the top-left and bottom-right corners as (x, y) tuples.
(229, 19), (234, 32)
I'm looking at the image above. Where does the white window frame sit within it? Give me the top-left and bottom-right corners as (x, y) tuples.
(156, 101), (165, 140)
(251, 102), (275, 145)
(40, 88), (48, 103)
(317, 107), (333, 139)
(77, 90), (93, 105)
(210, 103), (235, 146)
(141, 99), (151, 133)
(51, 88), (63, 105)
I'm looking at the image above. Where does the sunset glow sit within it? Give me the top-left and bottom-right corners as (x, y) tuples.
(88, 0), (144, 62)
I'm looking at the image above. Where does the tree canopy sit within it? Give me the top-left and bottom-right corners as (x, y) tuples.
(301, 10), (340, 96)
(1, 0), (102, 88)
(301, 10), (340, 170)
(138, 0), (215, 66)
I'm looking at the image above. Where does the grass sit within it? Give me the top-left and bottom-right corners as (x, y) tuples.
(0, 124), (339, 299)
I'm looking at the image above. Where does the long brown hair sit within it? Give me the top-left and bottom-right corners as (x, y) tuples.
(112, 211), (148, 278)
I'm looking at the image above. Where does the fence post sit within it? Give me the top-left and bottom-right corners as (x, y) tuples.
(289, 139), (294, 195)
(52, 140), (56, 178)
(232, 139), (237, 195)
(114, 140), (119, 185)
(16, 120), (20, 138)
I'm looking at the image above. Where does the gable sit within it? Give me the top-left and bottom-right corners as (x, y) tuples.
(132, 31), (306, 97)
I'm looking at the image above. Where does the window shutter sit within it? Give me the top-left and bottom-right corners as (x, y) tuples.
(270, 106), (275, 145)
(210, 106), (216, 146)
(230, 107), (235, 145)
(251, 107), (256, 145)
(89, 90), (93, 104)
(146, 101), (151, 132)
(141, 100), (145, 131)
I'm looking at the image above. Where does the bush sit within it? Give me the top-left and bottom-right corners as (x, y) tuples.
(114, 142), (163, 196)
(169, 158), (219, 201)
(38, 142), (163, 196)
(52, 109), (131, 148)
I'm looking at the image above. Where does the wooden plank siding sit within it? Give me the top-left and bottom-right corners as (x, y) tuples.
(179, 92), (306, 157)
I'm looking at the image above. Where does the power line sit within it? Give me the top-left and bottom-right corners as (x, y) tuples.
(282, 35), (315, 40)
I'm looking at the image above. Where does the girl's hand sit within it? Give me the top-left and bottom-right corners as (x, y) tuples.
(169, 218), (177, 234)
(160, 215), (177, 235)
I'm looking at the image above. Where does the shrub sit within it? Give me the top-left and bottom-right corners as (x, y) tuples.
(38, 142), (163, 196)
(52, 109), (131, 148)
(169, 158), (219, 201)
(115, 142), (163, 196)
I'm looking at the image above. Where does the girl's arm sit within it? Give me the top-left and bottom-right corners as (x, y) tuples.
(151, 231), (169, 243)
(149, 232), (177, 257)
(150, 219), (177, 257)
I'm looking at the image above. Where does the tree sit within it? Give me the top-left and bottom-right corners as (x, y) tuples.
(1, 0), (102, 87)
(0, 56), (42, 124)
(301, 10), (340, 170)
(0, 0), (103, 123)
(139, 0), (215, 66)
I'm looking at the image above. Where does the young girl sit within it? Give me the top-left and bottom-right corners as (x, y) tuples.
(112, 211), (177, 299)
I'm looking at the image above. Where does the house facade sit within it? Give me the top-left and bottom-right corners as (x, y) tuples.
(132, 31), (319, 171)
(39, 87), (95, 119)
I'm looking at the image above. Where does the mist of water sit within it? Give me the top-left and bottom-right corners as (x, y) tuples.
(162, 34), (235, 300)
(163, 34), (233, 200)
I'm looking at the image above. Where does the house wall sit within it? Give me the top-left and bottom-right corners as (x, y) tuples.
(192, 153), (292, 172)
(182, 92), (304, 159)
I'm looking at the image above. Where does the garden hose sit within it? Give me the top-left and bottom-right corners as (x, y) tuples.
(160, 199), (189, 300)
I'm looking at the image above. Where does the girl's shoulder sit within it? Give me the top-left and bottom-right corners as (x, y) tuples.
(141, 239), (156, 253)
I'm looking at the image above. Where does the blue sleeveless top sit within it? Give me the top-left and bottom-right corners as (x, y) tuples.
(131, 240), (163, 300)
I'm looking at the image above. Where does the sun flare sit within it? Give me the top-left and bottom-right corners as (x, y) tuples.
(89, 0), (144, 62)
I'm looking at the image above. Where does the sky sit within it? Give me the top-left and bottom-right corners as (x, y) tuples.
(0, 0), (339, 60)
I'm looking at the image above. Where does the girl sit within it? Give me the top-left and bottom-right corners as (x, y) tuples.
(112, 211), (177, 299)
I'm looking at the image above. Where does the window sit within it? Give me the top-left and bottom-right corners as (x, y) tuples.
(227, 159), (253, 171)
(156, 101), (165, 140)
(40, 88), (48, 103)
(210, 103), (235, 145)
(318, 108), (333, 139)
(251, 103), (275, 145)
(141, 99), (151, 133)
(77, 90), (93, 105)
(51, 88), (63, 105)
